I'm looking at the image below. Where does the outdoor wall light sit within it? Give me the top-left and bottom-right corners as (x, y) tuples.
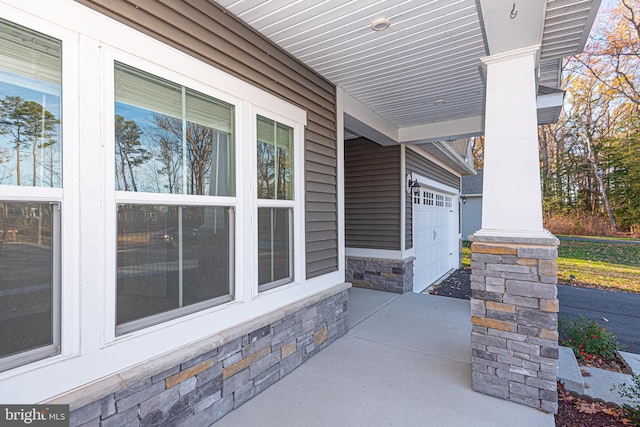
(461, 195), (467, 204)
(406, 174), (421, 195)
(410, 179), (421, 196)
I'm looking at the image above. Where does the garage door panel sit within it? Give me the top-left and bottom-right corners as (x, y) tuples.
(412, 188), (454, 293)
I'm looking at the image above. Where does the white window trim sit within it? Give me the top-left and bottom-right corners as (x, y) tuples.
(100, 46), (246, 342)
(0, 5), (81, 373)
(98, 39), (307, 339)
(252, 107), (306, 298)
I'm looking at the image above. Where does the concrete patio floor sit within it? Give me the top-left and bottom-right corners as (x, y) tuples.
(214, 287), (554, 427)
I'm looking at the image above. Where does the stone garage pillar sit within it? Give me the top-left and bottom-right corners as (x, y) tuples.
(471, 45), (560, 413)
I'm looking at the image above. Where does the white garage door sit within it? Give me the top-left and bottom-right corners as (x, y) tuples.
(413, 188), (454, 293)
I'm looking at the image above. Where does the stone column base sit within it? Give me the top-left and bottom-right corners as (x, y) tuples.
(469, 233), (559, 413)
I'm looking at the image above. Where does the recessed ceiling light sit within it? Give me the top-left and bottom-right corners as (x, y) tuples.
(371, 18), (390, 32)
(433, 98), (446, 106)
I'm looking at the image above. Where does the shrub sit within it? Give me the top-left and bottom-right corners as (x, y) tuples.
(612, 374), (640, 426)
(544, 211), (617, 236)
(558, 316), (621, 362)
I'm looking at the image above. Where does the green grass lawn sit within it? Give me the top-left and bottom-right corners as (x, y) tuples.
(462, 240), (471, 267)
(556, 234), (640, 242)
(557, 240), (640, 293)
(462, 239), (640, 293)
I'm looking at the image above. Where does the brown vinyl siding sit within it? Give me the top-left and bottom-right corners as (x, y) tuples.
(406, 187), (413, 250)
(405, 148), (461, 250)
(75, 0), (338, 278)
(345, 138), (401, 250)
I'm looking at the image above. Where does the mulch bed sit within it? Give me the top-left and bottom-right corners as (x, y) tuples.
(556, 382), (631, 426)
(427, 267), (471, 299)
(579, 355), (633, 375)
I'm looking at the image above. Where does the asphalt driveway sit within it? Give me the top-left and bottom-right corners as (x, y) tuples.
(433, 269), (640, 353)
(557, 284), (640, 353)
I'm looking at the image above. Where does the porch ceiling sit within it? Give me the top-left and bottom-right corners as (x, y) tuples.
(213, 0), (601, 141)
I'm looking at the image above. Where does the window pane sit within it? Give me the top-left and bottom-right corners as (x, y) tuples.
(116, 204), (233, 331)
(114, 63), (235, 196)
(0, 19), (62, 188)
(258, 207), (292, 288)
(257, 116), (293, 200)
(0, 202), (56, 361)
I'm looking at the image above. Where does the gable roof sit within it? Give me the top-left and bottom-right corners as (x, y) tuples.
(462, 169), (484, 195)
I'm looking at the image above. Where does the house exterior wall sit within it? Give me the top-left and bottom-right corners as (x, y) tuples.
(75, 0), (338, 279)
(405, 148), (461, 250)
(345, 142), (462, 293)
(462, 196), (483, 239)
(345, 138), (401, 250)
(0, 0), (347, 414)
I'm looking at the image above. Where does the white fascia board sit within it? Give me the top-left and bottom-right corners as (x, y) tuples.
(432, 141), (477, 175)
(342, 90), (398, 146)
(537, 90), (565, 109)
(398, 115), (485, 143)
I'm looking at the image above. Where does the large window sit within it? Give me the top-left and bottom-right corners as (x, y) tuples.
(0, 19), (62, 371)
(257, 116), (294, 291)
(114, 63), (235, 333)
(0, 4), (311, 385)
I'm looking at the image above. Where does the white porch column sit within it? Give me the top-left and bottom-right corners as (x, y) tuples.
(470, 46), (560, 414)
(478, 46), (545, 237)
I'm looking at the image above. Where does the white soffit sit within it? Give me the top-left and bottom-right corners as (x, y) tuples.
(539, 0), (603, 88)
(214, 0), (601, 135)
(214, 0), (488, 129)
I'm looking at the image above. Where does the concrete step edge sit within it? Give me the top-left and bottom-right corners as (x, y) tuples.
(618, 351), (640, 375)
(558, 345), (584, 394)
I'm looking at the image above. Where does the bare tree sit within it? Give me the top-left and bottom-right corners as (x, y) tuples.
(0, 96), (58, 186)
(153, 116), (213, 195)
(115, 114), (150, 192)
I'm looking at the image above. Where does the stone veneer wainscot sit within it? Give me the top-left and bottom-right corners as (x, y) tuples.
(47, 284), (350, 426)
(346, 256), (414, 293)
(469, 235), (559, 413)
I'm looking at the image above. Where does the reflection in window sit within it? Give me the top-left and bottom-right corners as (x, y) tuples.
(114, 63), (235, 196)
(257, 116), (293, 200)
(258, 207), (292, 290)
(116, 204), (233, 333)
(0, 19), (62, 188)
(0, 202), (58, 368)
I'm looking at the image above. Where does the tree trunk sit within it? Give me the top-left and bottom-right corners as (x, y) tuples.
(583, 132), (617, 234)
(16, 141), (21, 186)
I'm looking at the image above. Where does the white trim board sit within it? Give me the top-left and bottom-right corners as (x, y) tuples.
(410, 172), (459, 195)
(345, 248), (405, 260)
